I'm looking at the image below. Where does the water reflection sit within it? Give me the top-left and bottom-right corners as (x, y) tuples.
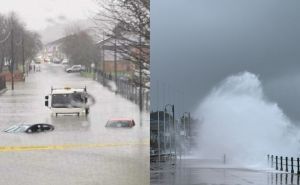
(48, 116), (90, 131)
(269, 172), (300, 185)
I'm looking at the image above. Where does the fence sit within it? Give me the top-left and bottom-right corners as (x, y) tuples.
(95, 70), (150, 111)
(268, 154), (300, 174)
(150, 110), (191, 163)
(0, 76), (6, 91)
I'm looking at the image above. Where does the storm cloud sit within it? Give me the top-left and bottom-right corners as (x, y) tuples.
(151, 0), (300, 121)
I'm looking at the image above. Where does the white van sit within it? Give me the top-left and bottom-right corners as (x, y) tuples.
(45, 87), (89, 116)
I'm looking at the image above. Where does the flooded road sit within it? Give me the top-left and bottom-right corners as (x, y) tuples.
(151, 159), (294, 185)
(0, 63), (149, 185)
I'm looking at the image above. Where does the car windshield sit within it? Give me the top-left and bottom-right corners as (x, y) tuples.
(52, 92), (85, 108)
(4, 124), (31, 133)
(106, 120), (131, 127)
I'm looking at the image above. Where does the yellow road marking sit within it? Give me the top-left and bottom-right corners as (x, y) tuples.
(0, 141), (149, 152)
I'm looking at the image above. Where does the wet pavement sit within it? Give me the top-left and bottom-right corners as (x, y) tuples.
(151, 159), (296, 185)
(0, 63), (149, 185)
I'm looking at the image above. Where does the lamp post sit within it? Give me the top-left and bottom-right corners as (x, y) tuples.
(138, 25), (143, 111)
(181, 112), (190, 156)
(182, 112), (190, 137)
(101, 32), (106, 85)
(164, 104), (175, 160)
(157, 111), (160, 164)
(114, 37), (117, 84)
(91, 62), (95, 80)
(10, 28), (14, 90)
(104, 32), (118, 86)
(163, 107), (166, 154)
(21, 32), (25, 74)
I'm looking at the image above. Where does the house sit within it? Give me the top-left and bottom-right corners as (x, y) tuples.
(96, 37), (134, 77)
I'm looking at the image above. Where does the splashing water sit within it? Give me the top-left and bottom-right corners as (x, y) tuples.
(194, 71), (300, 166)
(107, 81), (118, 92)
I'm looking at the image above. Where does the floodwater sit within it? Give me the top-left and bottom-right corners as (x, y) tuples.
(0, 63), (149, 185)
(151, 158), (293, 185)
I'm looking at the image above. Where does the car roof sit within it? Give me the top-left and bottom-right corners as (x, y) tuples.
(29, 123), (52, 126)
(109, 118), (134, 121)
(52, 88), (85, 94)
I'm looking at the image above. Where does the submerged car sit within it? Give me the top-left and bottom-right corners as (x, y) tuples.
(105, 118), (135, 128)
(4, 123), (54, 133)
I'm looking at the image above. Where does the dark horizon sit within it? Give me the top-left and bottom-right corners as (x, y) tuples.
(151, 0), (300, 122)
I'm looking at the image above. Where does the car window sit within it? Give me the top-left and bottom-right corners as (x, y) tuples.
(106, 120), (131, 127)
(4, 124), (31, 133)
(3, 125), (19, 132)
(52, 93), (84, 108)
(42, 124), (53, 131)
(27, 125), (39, 132)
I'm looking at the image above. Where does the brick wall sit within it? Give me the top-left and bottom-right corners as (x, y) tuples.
(0, 71), (24, 81)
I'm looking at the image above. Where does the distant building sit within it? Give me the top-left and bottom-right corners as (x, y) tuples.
(96, 37), (134, 77)
(43, 36), (67, 62)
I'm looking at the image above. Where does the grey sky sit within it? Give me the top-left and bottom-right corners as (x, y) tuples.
(0, 0), (97, 31)
(151, 0), (300, 121)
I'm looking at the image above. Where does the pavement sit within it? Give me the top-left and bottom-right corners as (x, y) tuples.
(0, 63), (149, 185)
(151, 158), (296, 185)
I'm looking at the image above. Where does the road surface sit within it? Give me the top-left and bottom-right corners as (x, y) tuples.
(0, 63), (149, 185)
(151, 159), (294, 185)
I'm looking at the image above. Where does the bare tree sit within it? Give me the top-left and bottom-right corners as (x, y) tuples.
(93, 0), (150, 83)
(0, 14), (10, 72)
(22, 31), (42, 64)
(61, 29), (98, 69)
(0, 12), (42, 73)
(93, 0), (150, 110)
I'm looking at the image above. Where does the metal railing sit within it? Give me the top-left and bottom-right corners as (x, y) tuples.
(95, 70), (150, 111)
(268, 154), (300, 174)
(150, 109), (191, 164)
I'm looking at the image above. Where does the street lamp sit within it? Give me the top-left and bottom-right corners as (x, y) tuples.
(182, 112), (190, 137)
(114, 37), (117, 84)
(104, 32), (118, 84)
(10, 28), (14, 90)
(91, 62), (95, 80)
(21, 32), (25, 74)
(164, 104), (175, 160)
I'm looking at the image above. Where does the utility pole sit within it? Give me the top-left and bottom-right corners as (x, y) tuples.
(22, 33), (25, 74)
(188, 112), (191, 137)
(158, 111), (160, 164)
(10, 28), (14, 90)
(172, 105), (176, 160)
(102, 32), (105, 85)
(165, 104), (175, 161)
(139, 24), (143, 111)
(114, 36), (117, 84)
